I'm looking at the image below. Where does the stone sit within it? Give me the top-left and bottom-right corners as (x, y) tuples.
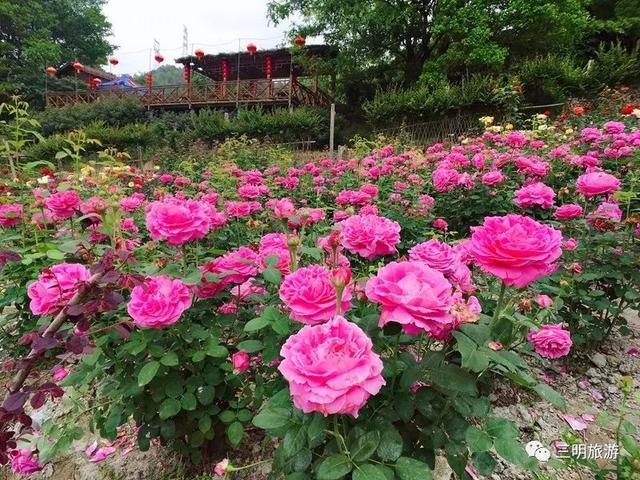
(433, 455), (453, 480)
(589, 353), (607, 368)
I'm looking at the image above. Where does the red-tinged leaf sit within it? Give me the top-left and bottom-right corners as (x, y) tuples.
(100, 270), (120, 284)
(18, 333), (35, 346)
(114, 324), (131, 339)
(104, 291), (124, 308)
(30, 391), (46, 410)
(3, 392), (27, 413)
(32, 336), (58, 352)
(49, 387), (64, 399)
(17, 414), (32, 427)
(67, 304), (85, 316)
(67, 335), (88, 354)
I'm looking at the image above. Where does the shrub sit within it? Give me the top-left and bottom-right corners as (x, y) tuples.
(585, 41), (640, 90)
(517, 54), (585, 104)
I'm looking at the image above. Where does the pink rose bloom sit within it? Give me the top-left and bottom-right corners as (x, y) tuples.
(432, 218), (448, 230)
(145, 198), (212, 246)
(197, 247), (259, 298)
(45, 190), (80, 219)
(79, 196), (107, 216)
(119, 193), (145, 212)
(230, 279), (266, 301)
(224, 200), (261, 217)
(506, 131), (527, 148)
(432, 167), (460, 192)
(365, 261), (454, 337)
(576, 172), (621, 198)
(53, 366), (69, 381)
(409, 239), (459, 276)
(514, 182), (555, 209)
(258, 233), (290, 274)
(469, 214), (562, 288)
(528, 324), (572, 359)
(279, 265), (352, 325)
(0, 203), (23, 227)
(278, 316), (385, 417)
(127, 275), (192, 328)
(272, 198), (296, 218)
(587, 201), (623, 229)
(232, 351), (250, 372)
(563, 237), (578, 250)
(214, 459), (229, 476)
(27, 263), (91, 315)
(554, 204), (583, 220)
(535, 294), (554, 308)
(158, 173), (174, 183)
(481, 171), (505, 186)
(338, 214), (401, 260)
(603, 121), (625, 134)
(10, 450), (43, 475)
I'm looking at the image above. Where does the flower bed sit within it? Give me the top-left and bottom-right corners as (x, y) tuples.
(0, 104), (639, 479)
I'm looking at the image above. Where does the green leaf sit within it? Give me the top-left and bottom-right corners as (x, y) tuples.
(353, 464), (387, 480)
(307, 413), (326, 448)
(237, 339), (263, 353)
(160, 352), (179, 367)
(227, 421), (244, 447)
(316, 454), (352, 480)
(465, 426), (493, 452)
(283, 425), (306, 458)
(253, 407), (291, 429)
(244, 316), (270, 332)
(485, 417), (519, 439)
(351, 431), (380, 463)
(377, 425), (403, 461)
(533, 383), (566, 409)
(138, 361), (160, 387)
(394, 457), (432, 480)
(206, 341), (228, 358)
(159, 398), (181, 420)
(181, 392), (197, 411)
(472, 452), (496, 475)
(198, 415), (212, 434)
(431, 364), (477, 394)
(494, 437), (535, 468)
(45, 249), (65, 260)
(263, 266), (282, 284)
(219, 410), (236, 423)
(182, 268), (202, 285)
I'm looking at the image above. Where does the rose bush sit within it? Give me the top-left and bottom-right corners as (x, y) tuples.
(0, 96), (638, 479)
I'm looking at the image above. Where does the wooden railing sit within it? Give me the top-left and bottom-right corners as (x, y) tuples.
(46, 79), (331, 109)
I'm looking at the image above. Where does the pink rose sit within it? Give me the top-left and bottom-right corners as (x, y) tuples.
(197, 247), (259, 298)
(258, 233), (291, 274)
(224, 200), (261, 217)
(279, 265), (352, 325)
(576, 172), (621, 198)
(481, 171), (505, 186)
(145, 197), (212, 246)
(0, 203), (23, 228)
(365, 261), (454, 337)
(563, 238), (578, 250)
(45, 190), (80, 219)
(127, 275), (192, 328)
(469, 214), (562, 288)
(409, 239), (459, 276)
(554, 204), (583, 220)
(278, 316), (385, 417)
(232, 351), (250, 372)
(535, 294), (554, 308)
(272, 198), (296, 218)
(528, 324), (572, 358)
(119, 193), (145, 212)
(338, 214), (400, 260)
(514, 182), (555, 209)
(27, 263), (91, 315)
(53, 366), (69, 381)
(214, 459), (229, 476)
(432, 218), (448, 230)
(10, 450), (43, 475)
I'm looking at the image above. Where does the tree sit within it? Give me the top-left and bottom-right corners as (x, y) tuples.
(0, 0), (113, 106)
(132, 65), (186, 86)
(267, 0), (590, 88)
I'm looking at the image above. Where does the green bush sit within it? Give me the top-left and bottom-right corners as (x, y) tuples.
(36, 97), (147, 135)
(517, 54), (585, 104)
(585, 41), (640, 90)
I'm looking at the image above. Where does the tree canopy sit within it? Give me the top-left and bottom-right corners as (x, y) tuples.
(0, 0), (113, 105)
(268, 0), (617, 87)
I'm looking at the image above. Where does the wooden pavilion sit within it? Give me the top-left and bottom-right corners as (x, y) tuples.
(46, 45), (334, 110)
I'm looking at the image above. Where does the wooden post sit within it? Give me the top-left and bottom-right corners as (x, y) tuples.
(288, 51), (293, 112)
(329, 103), (335, 158)
(236, 39), (241, 110)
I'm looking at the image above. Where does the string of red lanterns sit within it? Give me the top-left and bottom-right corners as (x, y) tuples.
(246, 43), (257, 55)
(46, 66), (57, 76)
(294, 36), (306, 47)
(154, 53), (164, 63)
(72, 61), (84, 73)
(109, 57), (119, 66)
(194, 49), (205, 59)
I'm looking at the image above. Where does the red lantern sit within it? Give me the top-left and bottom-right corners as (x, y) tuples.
(46, 66), (57, 76)
(265, 56), (272, 79)
(91, 78), (102, 88)
(73, 62), (84, 73)
(109, 57), (119, 66)
(246, 43), (257, 55)
(294, 36), (306, 47)
(184, 64), (191, 83)
(154, 53), (164, 63)
(146, 72), (153, 89)
(194, 49), (205, 59)
(221, 59), (229, 81)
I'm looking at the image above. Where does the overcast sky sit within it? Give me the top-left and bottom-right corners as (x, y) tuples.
(102, 0), (302, 74)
